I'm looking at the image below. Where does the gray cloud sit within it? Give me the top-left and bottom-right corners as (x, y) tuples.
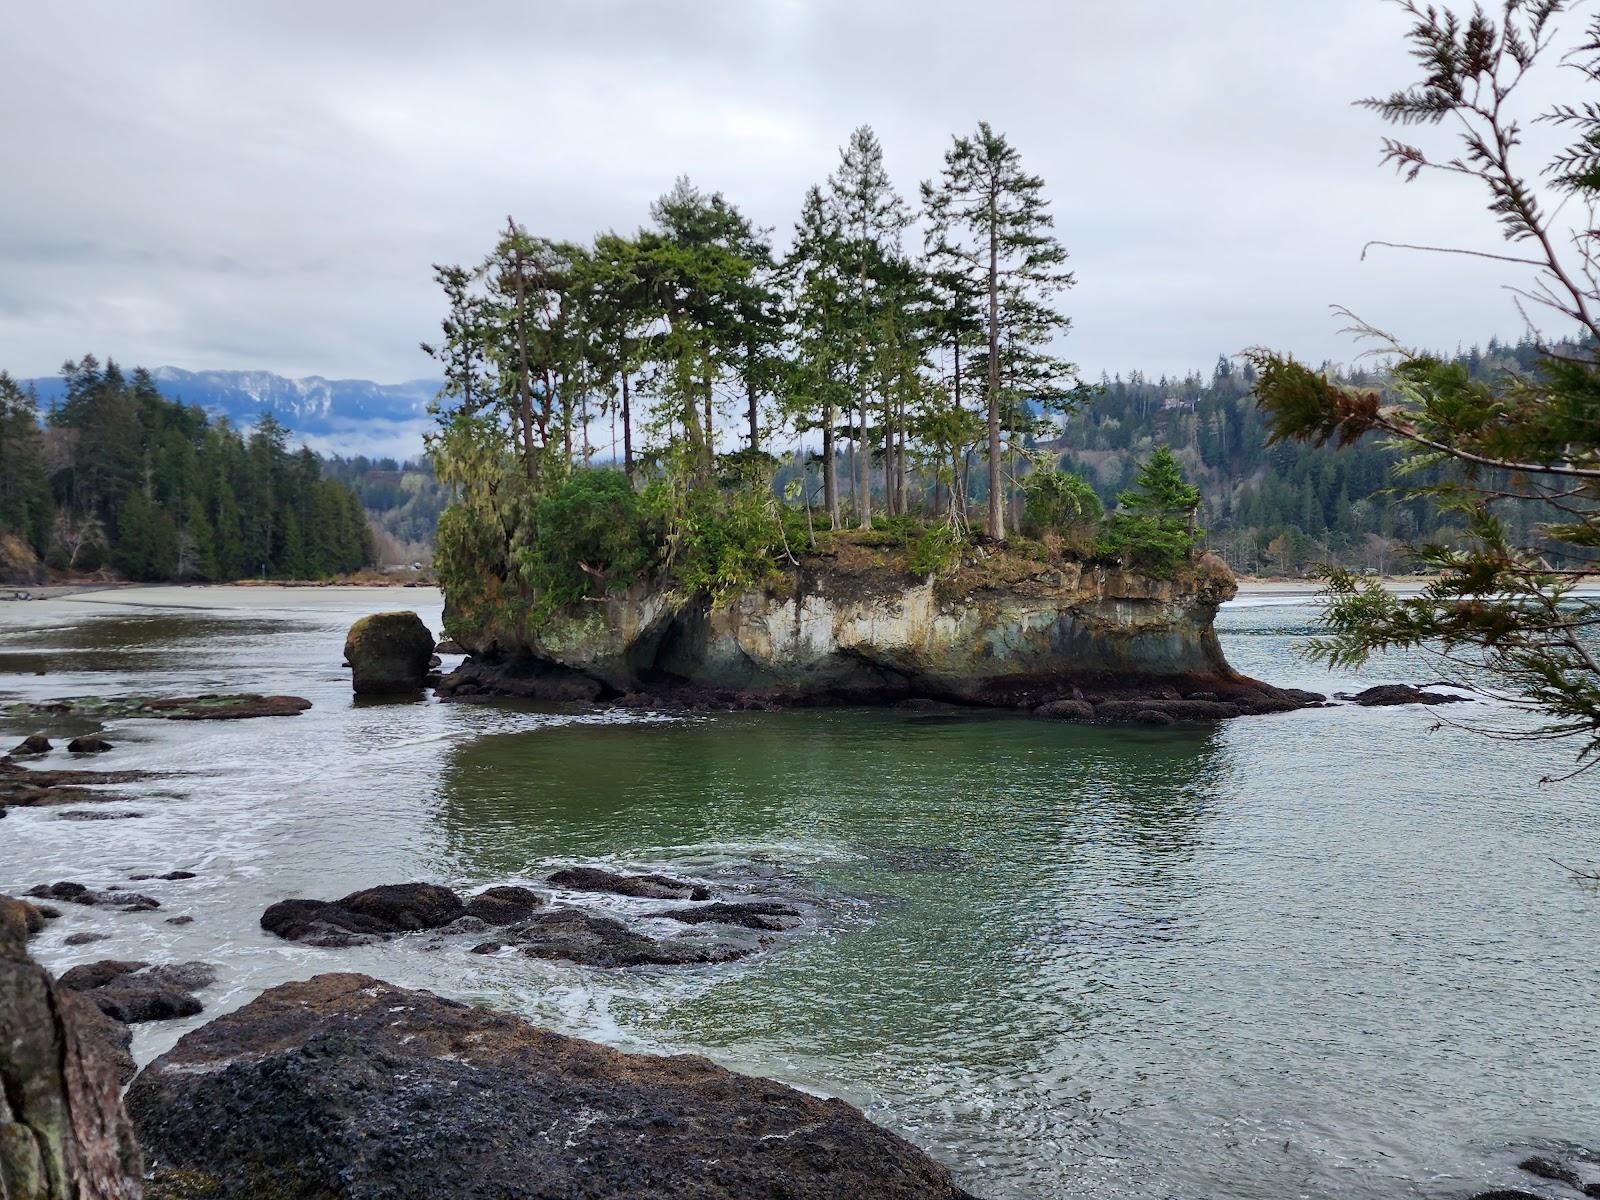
(0, 0), (1577, 386)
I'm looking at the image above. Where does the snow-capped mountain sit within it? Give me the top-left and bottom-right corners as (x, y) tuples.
(24, 368), (443, 458)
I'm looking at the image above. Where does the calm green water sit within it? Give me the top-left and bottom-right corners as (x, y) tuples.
(1, 588), (1596, 1199)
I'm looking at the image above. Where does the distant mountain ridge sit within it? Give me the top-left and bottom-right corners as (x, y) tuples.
(23, 367), (443, 457)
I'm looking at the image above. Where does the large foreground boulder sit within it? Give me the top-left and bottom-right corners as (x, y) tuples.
(343, 611), (434, 695)
(0, 896), (143, 1199)
(126, 973), (976, 1200)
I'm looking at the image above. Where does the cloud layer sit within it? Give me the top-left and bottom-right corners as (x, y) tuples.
(0, 1), (1576, 384)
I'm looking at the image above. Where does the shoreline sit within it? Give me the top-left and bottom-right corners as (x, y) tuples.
(10, 575), (1599, 610)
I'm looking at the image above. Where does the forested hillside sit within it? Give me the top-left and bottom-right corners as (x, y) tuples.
(1047, 336), (1562, 575)
(320, 455), (449, 565)
(0, 356), (373, 581)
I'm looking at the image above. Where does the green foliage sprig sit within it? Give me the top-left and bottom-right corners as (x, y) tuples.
(1251, 0), (1600, 770)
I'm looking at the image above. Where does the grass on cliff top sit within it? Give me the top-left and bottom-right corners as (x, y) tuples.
(798, 522), (1234, 600)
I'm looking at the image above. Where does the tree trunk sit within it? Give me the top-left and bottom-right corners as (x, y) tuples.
(580, 388), (590, 466)
(746, 344), (760, 453)
(703, 380), (715, 471)
(985, 187), (1003, 541)
(882, 394), (895, 517)
(510, 232), (539, 485)
(844, 419), (857, 521)
(563, 375), (573, 467)
(823, 406), (839, 529)
(856, 401), (872, 529)
(620, 369), (634, 480)
(896, 397), (908, 513)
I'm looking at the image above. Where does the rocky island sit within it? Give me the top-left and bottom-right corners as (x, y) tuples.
(435, 537), (1320, 719)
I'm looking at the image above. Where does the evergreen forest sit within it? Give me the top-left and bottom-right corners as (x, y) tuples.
(0, 356), (373, 581)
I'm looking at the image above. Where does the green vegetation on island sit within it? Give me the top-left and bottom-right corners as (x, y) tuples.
(425, 122), (1207, 635)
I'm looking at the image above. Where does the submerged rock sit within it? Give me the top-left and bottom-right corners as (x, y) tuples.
(1519, 1151), (1600, 1196)
(67, 734), (114, 754)
(344, 610), (435, 694)
(486, 908), (747, 968)
(1343, 683), (1472, 707)
(58, 810), (144, 821)
(10, 732), (52, 755)
(0, 758), (153, 810)
(648, 900), (802, 931)
(547, 865), (712, 900)
(27, 882), (160, 912)
(0, 889), (144, 1197)
(125, 973), (977, 1200)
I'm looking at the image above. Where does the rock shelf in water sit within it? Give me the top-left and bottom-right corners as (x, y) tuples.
(125, 973), (978, 1200)
(2, 692), (311, 723)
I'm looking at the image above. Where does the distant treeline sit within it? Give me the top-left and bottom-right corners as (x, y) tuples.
(0, 356), (373, 580)
(319, 455), (450, 565)
(1047, 336), (1569, 575)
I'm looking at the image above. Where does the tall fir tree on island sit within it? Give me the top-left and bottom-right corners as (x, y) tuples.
(922, 121), (1076, 540)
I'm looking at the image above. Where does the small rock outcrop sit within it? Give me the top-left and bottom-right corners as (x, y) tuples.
(27, 882), (160, 912)
(475, 908), (748, 967)
(646, 900), (802, 931)
(10, 733), (52, 755)
(261, 879), (800, 967)
(260, 882), (554, 948)
(344, 611), (435, 695)
(125, 973), (977, 1200)
(261, 881), (465, 947)
(0, 895), (143, 1199)
(59, 960), (217, 1024)
(461, 884), (545, 924)
(4, 693), (311, 723)
(547, 866), (711, 900)
(1343, 683), (1472, 707)
(66, 734), (113, 755)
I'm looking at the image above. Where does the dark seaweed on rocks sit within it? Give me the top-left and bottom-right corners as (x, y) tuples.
(126, 973), (979, 1200)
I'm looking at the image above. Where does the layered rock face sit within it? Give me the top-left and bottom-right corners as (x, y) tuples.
(0, 896), (143, 1200)
(444, 550), (1260, 708)
(126, 973), (978, 1200)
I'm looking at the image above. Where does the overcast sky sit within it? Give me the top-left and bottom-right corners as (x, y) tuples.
(0, 0), (1580, 385)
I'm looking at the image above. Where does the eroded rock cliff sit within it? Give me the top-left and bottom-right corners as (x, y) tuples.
(440, 544), (1305, 713)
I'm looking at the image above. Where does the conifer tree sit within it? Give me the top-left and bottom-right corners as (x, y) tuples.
(829, 125), (909, 528)
(922, 122), (1074, 539)
(783, 185), (852, 528)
